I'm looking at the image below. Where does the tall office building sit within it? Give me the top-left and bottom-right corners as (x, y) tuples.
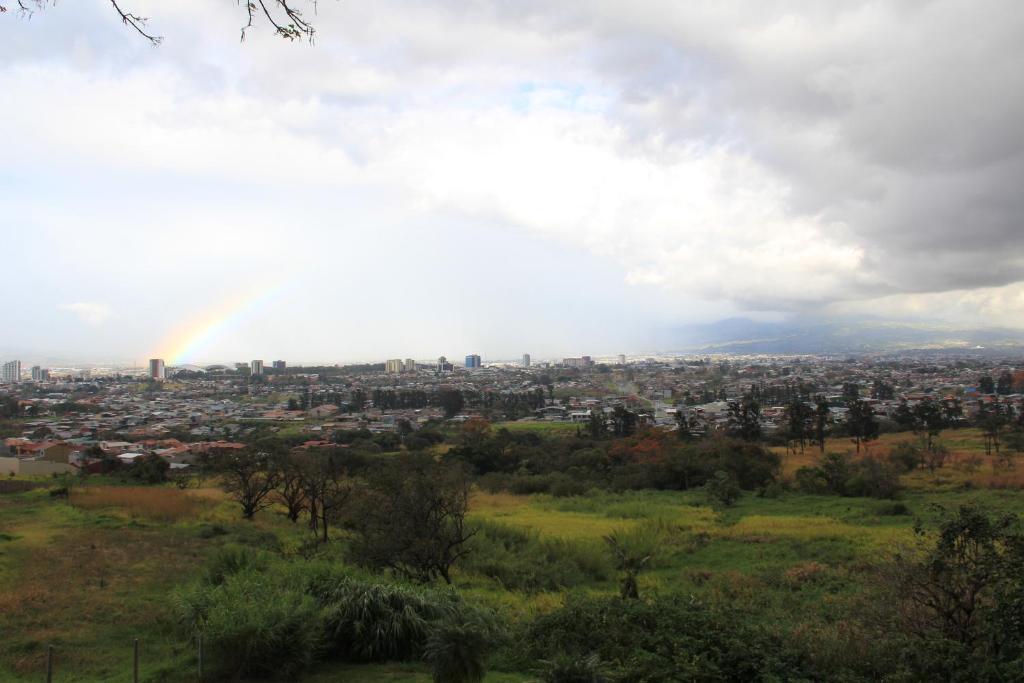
(385, 359), (403, 374)
(30, 365), (49, 381)
(250, 360), (264, 376)
(272, 360), (287, 370)
(465, 354), (481, 369)
(404, 358), (416, 372)
(148, 358), (166, 380)
(522, 353), (531, 368)
(2, 360), (21, 383)
(618, 354), (626, 366)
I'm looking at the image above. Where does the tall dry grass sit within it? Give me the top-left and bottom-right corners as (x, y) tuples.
(70, 486), (202, 522)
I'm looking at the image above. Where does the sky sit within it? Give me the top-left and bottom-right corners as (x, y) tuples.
(1, 1), (1023, 364)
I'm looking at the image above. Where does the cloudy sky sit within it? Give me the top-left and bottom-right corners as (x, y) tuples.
(2, 1), (1022, 364)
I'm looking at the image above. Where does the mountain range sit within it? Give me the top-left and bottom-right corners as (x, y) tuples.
(667, 317), (1024, 355)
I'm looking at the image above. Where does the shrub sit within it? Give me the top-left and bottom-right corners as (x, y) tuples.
(549, 474), (588, 498)
(203, 544), (271, 586)
(462, 521), (611, 592)
(322, 582), (461, 661)
(424, 612), (503, 683)
(196, 523), (228, 539)
(876, 502), (911, 516)
(889, 442), (921, 473)
(845, 457), (902, 499)
(537, 653), (607, 683)
(794, 466), (830, 494)
(176, 571), (324, 679)
(517, 595), (799, 681)
(705, 470), (741, 507)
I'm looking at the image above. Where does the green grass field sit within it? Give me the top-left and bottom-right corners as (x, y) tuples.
(2, 428), (1023, 681)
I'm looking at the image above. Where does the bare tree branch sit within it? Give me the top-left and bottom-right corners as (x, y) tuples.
(3, 0), (322, 44)
(109, 0), (162, 45)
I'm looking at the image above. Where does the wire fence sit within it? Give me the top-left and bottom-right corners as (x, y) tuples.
(42, 636), (205, 682)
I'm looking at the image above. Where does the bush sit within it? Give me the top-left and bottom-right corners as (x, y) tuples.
(203, 544), (271, 586)
(889, 442), (921, 473)
(705, 470), (741, 507)
(180, 555), (507, 677)
(795, 454), (902, 499)
(549, 474), (588, 498)
(322, 581), (470, 662)
(516, 595), (799, 681)
(424, 612), (503, 683)
(176, 571), (324, 679)
(538, 653), (607, 683)
(845, 457), (902, 499)
(462, 521), (611, 592)
(876, 502), (911, 516)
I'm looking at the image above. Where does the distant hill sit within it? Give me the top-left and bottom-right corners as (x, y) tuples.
(669, 317), (1024, 355)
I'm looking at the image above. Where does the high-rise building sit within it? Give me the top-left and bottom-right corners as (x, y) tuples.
(465, 354), (481, 369)
(385, 359), (404, 374)
(272, 360), (287, 370)
(250, 360), (264, 376)
(618, 354), (626, 366)
(404, 359), (416, 372)
(30, 365), (49, 381)
(148, 358), (165, 380)
(2, 360), (21, 383)
(522, 353), (531, 368)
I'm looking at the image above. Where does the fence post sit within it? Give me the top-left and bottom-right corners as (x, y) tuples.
(197, 633), (203, 681)
(133, 638), (139, 683)
(46, 645), (53, 683)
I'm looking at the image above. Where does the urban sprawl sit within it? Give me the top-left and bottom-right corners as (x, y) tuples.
(3, 351), (1024, 477)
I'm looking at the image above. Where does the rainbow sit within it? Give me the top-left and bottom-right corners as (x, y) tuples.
(158, 284), (286, 365)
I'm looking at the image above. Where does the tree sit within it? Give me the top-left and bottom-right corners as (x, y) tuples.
(610, 406), (637, 438)
(979, 375), (996, 394)
(727, 395), (761, 442)
(438, 389), (465, 419)
(814, 396), (830, 452)
(890, 505), (1023, 648)
(213, 449), (281, 519)
(126, 453), (169, 484)
(784, 399), (810, 454)
(997, 371), (1014, 396)
(674, 408), (695, 441)
(273, 453), (307, 523)
(872, 380), (895, 400)
(589, 409), (609, 439)
(5, 0), (319, 44)
(349, 456), (474, 584)
(846, 398), (878, 453)
(912, 399), (945, 453)
(978, 400), (1008, 456)
(298, 449), (353, 542)
(705, 469), (741, 507)
(604, 530), (654, 599)
(893, 400), (916, 432)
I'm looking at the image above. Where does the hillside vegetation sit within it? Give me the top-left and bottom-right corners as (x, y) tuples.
(3, 427), (1024, 681)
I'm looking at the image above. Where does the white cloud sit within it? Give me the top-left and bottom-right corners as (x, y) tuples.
(3, 0), (1024, 361)
(59, 302), (113, 325)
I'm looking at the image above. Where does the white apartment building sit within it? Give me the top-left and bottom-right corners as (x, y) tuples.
(2, 360), (21, 383)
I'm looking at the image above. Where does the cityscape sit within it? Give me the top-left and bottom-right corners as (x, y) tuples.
(4, 350), (1023, 478)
